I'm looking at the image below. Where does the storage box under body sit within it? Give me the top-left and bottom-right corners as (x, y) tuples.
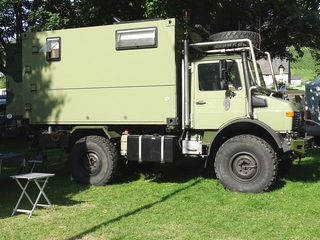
(127, 135), (181, 163)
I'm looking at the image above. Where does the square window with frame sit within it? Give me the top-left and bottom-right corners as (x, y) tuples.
(198, 61), (242, 91)
(39, 37), (61, 61)
(116, 27), (157, 50)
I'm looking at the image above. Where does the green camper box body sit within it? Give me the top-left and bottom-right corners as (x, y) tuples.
(16, 19), (182, 125)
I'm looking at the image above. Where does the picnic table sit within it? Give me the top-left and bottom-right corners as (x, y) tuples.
(10, 172), (55, 218)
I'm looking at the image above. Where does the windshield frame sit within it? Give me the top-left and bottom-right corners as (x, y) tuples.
(248, 60), (266, 88)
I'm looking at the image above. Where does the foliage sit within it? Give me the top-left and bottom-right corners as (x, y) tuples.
(0, 75), (5, 88)
(27, 0), (76, 31)
(1, 0), (320, 76)
(247, 0), (320, 60)
(291, 68), (316, 81)
(290, 46), (318, 80)
(310, 48), (320, 76)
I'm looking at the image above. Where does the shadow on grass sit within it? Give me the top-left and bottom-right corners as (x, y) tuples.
(0, 167), (89, 219)
(67, 178), (202, 240)
(3, 134), (320, 221)
(114, 154), (320, 192)
(284, 159), (320, 182)
(0, 135), (89, 219)
(264, 160), (320, 192)
(259, 149), (320, 191)
(113, 157), (215, 185)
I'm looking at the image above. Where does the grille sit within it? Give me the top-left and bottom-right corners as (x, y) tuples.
(292, 111), (304, 134)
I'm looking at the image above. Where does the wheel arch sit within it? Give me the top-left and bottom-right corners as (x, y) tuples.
(208, 118), (288, 159)
(68, 126), (121, 152)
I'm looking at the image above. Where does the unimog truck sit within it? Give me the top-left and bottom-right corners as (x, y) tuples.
(5, 14), (313, 193)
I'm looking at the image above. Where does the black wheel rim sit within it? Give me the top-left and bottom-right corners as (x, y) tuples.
(80, 150), (102, 175)
(229, 151), (260, 182)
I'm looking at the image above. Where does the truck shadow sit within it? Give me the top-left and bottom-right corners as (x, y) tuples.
(282, 158), (320, 182)
(114, 157), (215, 185)
(272, 151), (320, 191)
(4, 153), (318, 220)
(115, 154), (320, 191)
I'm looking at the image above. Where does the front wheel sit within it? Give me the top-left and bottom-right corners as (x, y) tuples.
(214, 135), (278, 193)
(69, 135), (119, 185)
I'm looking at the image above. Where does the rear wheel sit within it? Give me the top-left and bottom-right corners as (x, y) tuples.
(69, 135), (119, 185)
(214, 135), (278, 193)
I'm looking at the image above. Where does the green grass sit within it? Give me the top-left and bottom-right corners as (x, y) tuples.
(1, 136), (320, 239)
(291, 68), (316, 81)
(290, 46), (318, 80)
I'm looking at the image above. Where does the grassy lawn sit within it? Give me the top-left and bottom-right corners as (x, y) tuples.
(1, 136), (320, 240)
(290, 46), (317, 81)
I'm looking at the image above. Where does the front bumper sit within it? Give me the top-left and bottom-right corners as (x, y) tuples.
(291, 135), (314, 156)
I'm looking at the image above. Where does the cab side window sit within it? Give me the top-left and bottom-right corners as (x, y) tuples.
(198, 62), (242, 91)
(198, 63), (221, 91)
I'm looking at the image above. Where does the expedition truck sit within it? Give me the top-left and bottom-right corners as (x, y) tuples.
(5, 15), (313, 193)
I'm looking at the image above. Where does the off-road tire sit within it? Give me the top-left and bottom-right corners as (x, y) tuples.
(69, 135), (119, 185)
(214, 134), (278, 193)
(208, 31), (261, 49)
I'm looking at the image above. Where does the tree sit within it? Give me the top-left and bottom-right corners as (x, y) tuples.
(0, 0), (26, 75)
(0, 74), (5, 88)
(1, 0), (320, 76)
(0, 0), (78, 75)
(310, 49), (320, 76)
(27, 0), (76, 31)
(246, 0), (320, 61)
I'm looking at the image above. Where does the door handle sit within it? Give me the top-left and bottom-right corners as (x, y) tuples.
(196, 100), (206, 105)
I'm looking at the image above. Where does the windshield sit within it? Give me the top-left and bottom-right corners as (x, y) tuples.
(248, 61), (266, 88)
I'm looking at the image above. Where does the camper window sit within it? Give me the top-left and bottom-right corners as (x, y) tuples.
(39, 37), (61, 61)
(116, 27), (157, 50)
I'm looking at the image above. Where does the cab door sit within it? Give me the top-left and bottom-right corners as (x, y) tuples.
(191, 61), (247, 129)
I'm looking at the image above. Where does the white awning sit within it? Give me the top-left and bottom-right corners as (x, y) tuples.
(39, 38), (60, 52)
